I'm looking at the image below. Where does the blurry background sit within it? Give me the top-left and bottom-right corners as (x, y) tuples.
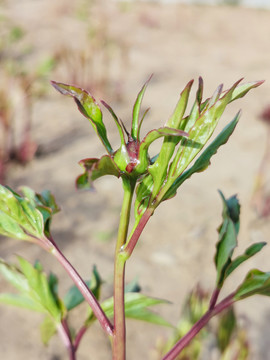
(1, 0), (270, 359)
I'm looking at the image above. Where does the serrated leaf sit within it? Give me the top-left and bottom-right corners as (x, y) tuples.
(19, 186), (60, 237)
(214, 192), (240, 288)
(0, 211), (30, 240)
(51, 81), (113, 154)
(163, 114), (239, 201)
(0, 258), (64, 320)
(40, 316), (57, 346)
(0, 185), (44, 241)
(225, 242), (267, 279)
(234, 269), (270, 300)
(76, 155), (120, 190)
(17, 257), (63, 321)
(100, 293), (172, 327)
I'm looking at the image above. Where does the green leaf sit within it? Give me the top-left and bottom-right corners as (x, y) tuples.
(234, 269), (270, 301)
(0, 258), (30, 292)
(163, 114), (239, 200)
(40, 316), (57, 346)
(0, 293), (43, 312)
(64, 280), (91, 311)
(76, 155), (120, 190)
(64, 266), (102, 311)
(158, 79), (263, 205)
(164, 80), (242, 194)
(19, 186), (60, 237)
(0, 185), (44, 241)
(100, 293), (172, 327)
(125, 307), (172, 327)
(229, 80), (264, 103)
(135, 127), (188, 177)
(101, 100), (126, 146)
(148, 80), (194, 200)
(0, 257), (64, 320)
(214, 192), (240, 288)
(0, 211), (30, 240)
(51, 81), (113, 154)
(140, 127), (189, 157)
(17, 257), (63, 321)
(125, 277), (141, 293)
(132, 75), (152, 141)
(225, 242), (267, 279)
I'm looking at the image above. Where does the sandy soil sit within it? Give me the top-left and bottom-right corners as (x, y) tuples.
(1, 1), (270, 359)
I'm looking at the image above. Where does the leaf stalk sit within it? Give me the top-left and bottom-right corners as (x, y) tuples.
(40, 237), (113, 337)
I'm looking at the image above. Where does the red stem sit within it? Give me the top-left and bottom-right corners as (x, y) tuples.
(58, 319), (76, 360)
(124, 207), (154, 258)
(41, 237), (113, 337)
(162, 293), (235, 360)
(113, 258), (126, 359)
(74, 325), (88, 351)
(209, 287), (220, 310)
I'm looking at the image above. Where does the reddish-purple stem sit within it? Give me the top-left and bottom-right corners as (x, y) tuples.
(74, 325), (88, 351)
(40, 237), (113, 337)
(124, 207), (154, 258)
(209, 287), (221, 310)
(162, 293), (235, 360)
(58, 319), (76, 360)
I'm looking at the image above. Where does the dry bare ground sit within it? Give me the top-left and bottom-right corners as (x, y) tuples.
(1, 1), (270, 359)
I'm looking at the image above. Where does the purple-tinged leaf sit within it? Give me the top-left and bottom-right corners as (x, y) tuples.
(139, 127), (189, 167)
(164, 79), (242, 190)
(137, 107), (150, 141)
(208, 83), (224, 108)
(196, 76), (203, 106)
(51, 81), (113, 154)
(229, 80), (264, 103)
(76, 155), (120, 190)
(132, 75), (153, 141)
(101, 100), (126, 146)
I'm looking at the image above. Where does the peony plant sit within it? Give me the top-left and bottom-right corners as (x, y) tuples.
(0, 76), (269, 360)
